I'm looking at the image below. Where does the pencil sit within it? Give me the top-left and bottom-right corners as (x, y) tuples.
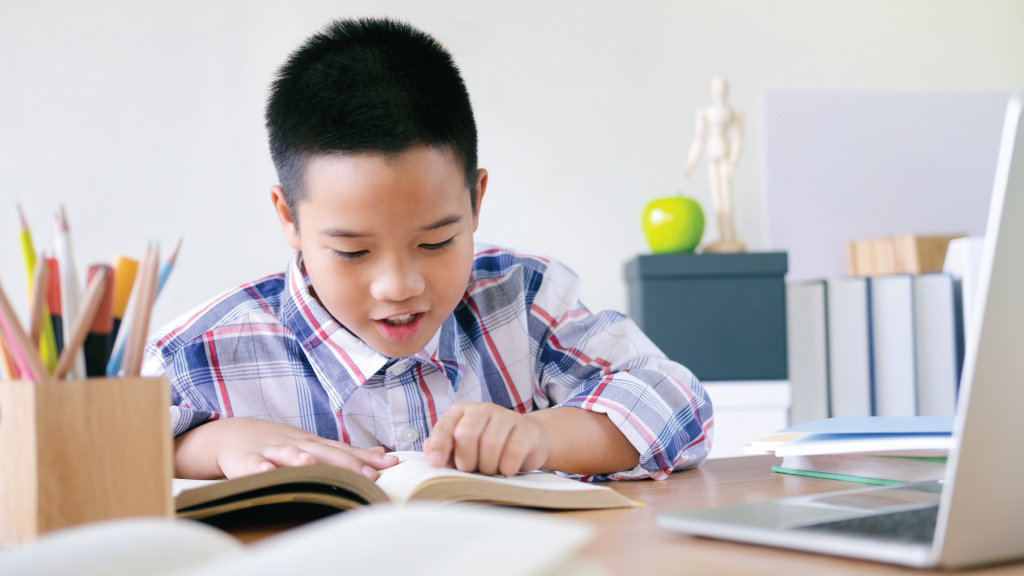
(110, 255), (138, 344)
(29, 258), (50, 346)
(54, 268), (109, 380)
(0, 277), (48, 382)
(55, 206), (85, 379)
(45, 256), (64, 354)
(0, 331), (18, 380)
(83, 265), (114, 377)
(107, 240), (179, 376)
(18, 204), (59, 373)
(158, 238), (183, 293)
(123, 245), (159, 377)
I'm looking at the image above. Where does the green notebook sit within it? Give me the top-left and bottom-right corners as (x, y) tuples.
(772, 456), (948, 486)
(772, 466), (906, 486)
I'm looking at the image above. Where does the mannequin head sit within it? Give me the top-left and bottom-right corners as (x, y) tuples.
(710, 77), (729, 105)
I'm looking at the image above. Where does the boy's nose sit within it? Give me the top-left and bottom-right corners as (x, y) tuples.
(369, 258), (426, 302)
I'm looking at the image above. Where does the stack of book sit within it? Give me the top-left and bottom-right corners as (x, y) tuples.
(745, 417), (953, 485)
(785, 237), (986, 424)
(844, 234), (963, 277)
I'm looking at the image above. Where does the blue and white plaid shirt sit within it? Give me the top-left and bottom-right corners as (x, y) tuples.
(143, 246), (714, 480)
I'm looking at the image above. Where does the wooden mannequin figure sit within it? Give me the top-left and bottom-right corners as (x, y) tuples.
(684, 77), (745, 253)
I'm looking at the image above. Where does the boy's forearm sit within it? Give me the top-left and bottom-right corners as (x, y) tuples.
(174, 420), (227, 479)
(525, 407), (639, 476)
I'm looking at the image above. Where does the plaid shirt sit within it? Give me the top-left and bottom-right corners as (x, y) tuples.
(143, 246), (713, 480)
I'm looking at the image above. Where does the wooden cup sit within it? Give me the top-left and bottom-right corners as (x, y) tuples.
(0, 377), (173, 546)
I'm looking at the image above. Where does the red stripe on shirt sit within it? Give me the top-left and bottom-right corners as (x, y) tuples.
(210, 324), (289, 337)
(548, 335), (613, 373)
(204, 332), (234, 418)
(416, 365), (438, 428)
(464, 296), (526, 413)
(289, 271), (366, 384)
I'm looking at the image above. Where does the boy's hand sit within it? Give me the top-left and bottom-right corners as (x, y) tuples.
(422, 403), (552, 476)
(174, 417), (398, 480)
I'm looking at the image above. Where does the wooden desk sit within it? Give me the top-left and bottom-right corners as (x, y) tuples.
(227, 456), (1023, 574)
(558, 456), (1024, 575)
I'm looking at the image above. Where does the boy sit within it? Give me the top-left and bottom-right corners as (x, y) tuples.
(144, 18), (713, 481)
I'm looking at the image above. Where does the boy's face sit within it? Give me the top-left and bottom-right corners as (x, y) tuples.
(271, 146), (486, 358)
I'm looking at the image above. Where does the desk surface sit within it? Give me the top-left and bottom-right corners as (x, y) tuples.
(556, 455), (1023, 575)
(233, 456), (1024, 575)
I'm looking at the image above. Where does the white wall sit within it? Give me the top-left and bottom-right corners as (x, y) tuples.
(2, 0), (1024, 332)
(765, 92), (1010, 282)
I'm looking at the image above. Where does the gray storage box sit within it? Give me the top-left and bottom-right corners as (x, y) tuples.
(624, 252), (788, 381)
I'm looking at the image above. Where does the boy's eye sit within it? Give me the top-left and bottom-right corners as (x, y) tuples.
(332, 249), (368, 260)
(421, 237), (455, 252)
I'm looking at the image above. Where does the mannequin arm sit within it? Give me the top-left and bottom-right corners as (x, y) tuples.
(684, 111), (706, 177)
(728, 110), (744, 168)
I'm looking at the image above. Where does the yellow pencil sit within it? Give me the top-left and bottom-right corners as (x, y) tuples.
(16, 205), (58, 373)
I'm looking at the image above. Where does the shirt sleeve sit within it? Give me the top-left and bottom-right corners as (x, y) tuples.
(528, 259), (714, 481)
(142, 335), (220, 437)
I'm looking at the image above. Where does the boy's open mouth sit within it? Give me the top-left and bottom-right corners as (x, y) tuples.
(375, 312), (426, 342)
(382, 313), (417, 326)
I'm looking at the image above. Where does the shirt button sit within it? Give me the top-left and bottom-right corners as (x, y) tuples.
(401, 427), (419, 443)
(392, 360), (412, 375)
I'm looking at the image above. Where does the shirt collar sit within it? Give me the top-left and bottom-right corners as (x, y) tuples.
(281, 252), (467, 395)
(281, 252), (388, 403)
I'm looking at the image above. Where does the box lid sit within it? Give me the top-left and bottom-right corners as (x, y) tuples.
(624, 252), (788, 280)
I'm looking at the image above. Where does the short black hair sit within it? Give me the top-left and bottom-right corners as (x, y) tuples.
(266, 18), (478, 217)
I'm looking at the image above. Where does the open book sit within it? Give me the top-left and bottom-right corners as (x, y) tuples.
(175, 452), (636, 522)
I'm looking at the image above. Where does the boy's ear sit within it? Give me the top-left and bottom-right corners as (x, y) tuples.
(472, 168), (488, 232)
(270, 186), (302, 251)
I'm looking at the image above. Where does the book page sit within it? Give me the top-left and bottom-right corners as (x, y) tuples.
(173, 478), (221, 498)
(376, 451), (606, 504)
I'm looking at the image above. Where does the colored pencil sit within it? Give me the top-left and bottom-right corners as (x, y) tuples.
(110, 255), (138, 344)
(29, 258), (50, 346)
(158, 238), (183, 293)
(123, 245), (159, 377)
(107, 239), (179, 376)
(0, 326), (19, 380)
(83, 265), (114, 377)
(54, 268), (109, 380)
(18, 204), (59, 373)
(45, 256), (64, 354)
(0, 277), (48, 382)
(55, 205), (85, 379)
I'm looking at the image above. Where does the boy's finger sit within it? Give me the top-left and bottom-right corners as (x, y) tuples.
(477, 416), (515, 476)
(452, 409), (491, 473)
(425, 406), (464, 467)
(302, 444), (382, 479)
(497, 425), (533, 478)
(335, 443), (399, 469)
(263, 444), (318, 469)
(224, 453), (278, 479)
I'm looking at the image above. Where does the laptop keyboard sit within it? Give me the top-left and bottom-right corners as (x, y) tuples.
(797, 506), (939, 544)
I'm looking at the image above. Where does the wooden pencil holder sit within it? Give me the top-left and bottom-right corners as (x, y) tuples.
(0, 377), (173, 546)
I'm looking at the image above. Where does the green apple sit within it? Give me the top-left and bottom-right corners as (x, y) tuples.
(642, 196), (704, 253)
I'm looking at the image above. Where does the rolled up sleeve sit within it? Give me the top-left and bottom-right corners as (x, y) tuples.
(529, 260), (714, 481)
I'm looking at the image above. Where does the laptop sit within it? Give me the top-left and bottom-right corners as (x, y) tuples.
(657, 94), (1024, 571)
